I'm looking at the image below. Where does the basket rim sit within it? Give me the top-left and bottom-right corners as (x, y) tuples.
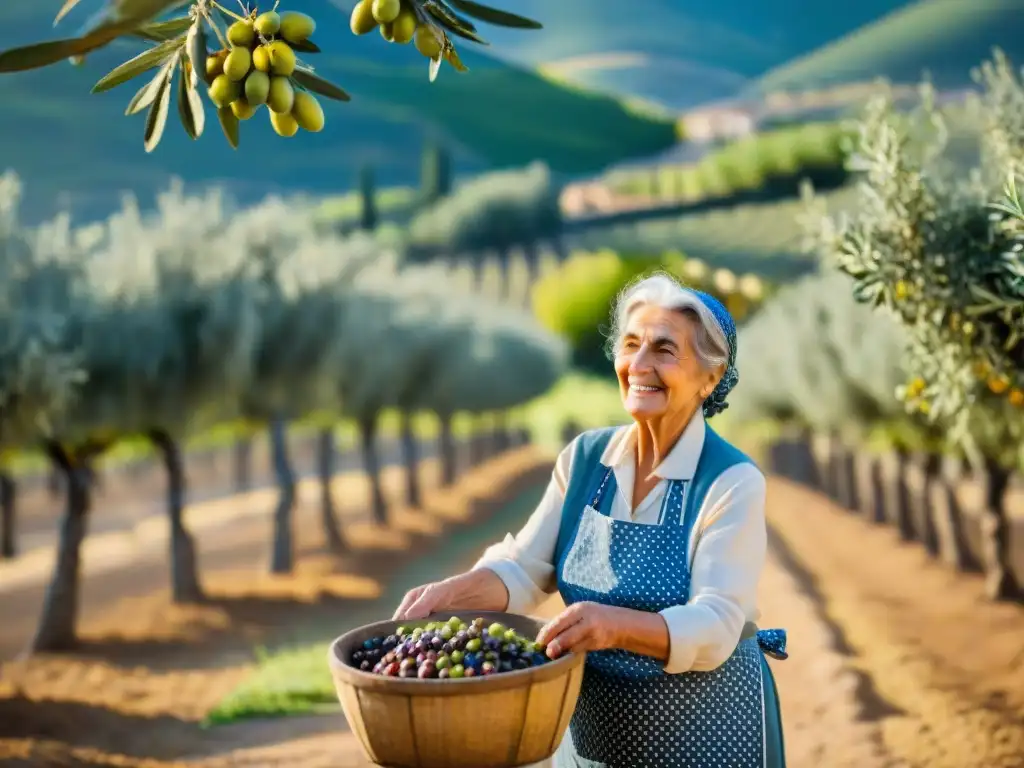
(327, 610), (586, 695)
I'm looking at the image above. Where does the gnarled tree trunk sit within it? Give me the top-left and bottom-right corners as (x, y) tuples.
(317, 427), (346, 553)
(30, 443), (95, 653)
(399, 412), (421, 509)
(269, 415), (296, 574)
(359, 416), (388, 526)
(148, 429), (203, 603)
(0, 472), (15, 559)
(439, 414), (457, 486)
(980, 457), (1018, 600)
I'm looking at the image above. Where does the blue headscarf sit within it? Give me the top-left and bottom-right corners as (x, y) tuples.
(691, 290), (738, 419)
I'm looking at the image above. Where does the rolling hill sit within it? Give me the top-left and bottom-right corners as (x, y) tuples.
(753, 0), (1024, 96)
(440, 0), (913, 110)
(0, 0), (679, 222)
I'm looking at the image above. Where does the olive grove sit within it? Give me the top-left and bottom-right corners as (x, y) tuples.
(0, 172), (567, 653)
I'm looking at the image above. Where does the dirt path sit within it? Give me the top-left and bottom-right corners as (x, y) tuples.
(765, 478), (1024, 768)
(3, 473), (1023, 767)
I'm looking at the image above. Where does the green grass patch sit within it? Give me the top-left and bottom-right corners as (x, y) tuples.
(204, 482), (548, 726)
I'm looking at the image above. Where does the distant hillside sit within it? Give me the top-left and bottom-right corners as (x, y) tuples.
(453, 0), (910, 109)
(754, 0), (1024, 96)
(0, 0), (678, 222)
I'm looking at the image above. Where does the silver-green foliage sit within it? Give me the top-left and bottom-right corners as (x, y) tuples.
(730, 270), (909, 439)
(803, 58), (1024, 466)
(0, 173), (85, 446)
(339, 259), (569, 421)
(407, 162), (561, 254)
(1, 172), (568, 451)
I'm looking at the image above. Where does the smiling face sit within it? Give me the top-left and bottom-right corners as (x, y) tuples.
(614, 303), (723, 424)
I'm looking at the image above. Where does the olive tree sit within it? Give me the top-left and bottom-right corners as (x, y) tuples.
(80, 183), (261, 602)
(332, 258), (449, 519)
(0, 173), (85, 563)
(804, 58), (1024, 598)
(406, 163), (563, 297)
(421, 296), (568, 485)
(230, 203), (376, 573)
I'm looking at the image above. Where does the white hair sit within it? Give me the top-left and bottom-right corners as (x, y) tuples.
(606, 272), (729, 370)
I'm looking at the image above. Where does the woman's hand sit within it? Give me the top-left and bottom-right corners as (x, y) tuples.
(392, 569), (510, 621)
(536, 601), (624, 659)
(537, 601), (672, 662)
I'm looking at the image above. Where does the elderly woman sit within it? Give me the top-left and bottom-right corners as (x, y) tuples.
(394, 273), (787, 767)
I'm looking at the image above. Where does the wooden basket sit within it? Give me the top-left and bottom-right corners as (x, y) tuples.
(328, 610), (585, 768)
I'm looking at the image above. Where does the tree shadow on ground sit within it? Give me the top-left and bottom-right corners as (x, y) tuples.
(0, 696), (356, 765)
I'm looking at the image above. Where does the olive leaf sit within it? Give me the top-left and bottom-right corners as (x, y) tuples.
(92, 36), (183, 93)
(54, 0), (87, 26)
(176, 58), (204, 139)
(143, 55), (176, 152)
(0, 32), (118, 73)
(292, 68), (351, 101)
(423, 1), (489, 44)
(289, 39), (322, 54)
(445, 0), (542, 28)
(423, 1), (477, 33)
(429, 55), (442, 83)
(444, 45), (468, 72)
(185, 17), (207, 89)
(217, 106), (240, 149)
(125, 73), (161, 115)
(132, 16), (194, 42)
(111, 0), (191, 26)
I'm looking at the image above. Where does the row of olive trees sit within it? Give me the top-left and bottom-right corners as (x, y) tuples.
(404, 162), (564, 286)
(803, 53), (1024, 599)
(0, 174), (568, 653)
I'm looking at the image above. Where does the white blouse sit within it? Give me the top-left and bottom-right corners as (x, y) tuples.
(472, 412), (768, 675)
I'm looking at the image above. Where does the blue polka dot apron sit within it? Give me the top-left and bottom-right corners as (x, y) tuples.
(551, 426), (787, 768)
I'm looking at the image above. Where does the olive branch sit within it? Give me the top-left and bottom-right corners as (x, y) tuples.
(0, 0), (542, 151)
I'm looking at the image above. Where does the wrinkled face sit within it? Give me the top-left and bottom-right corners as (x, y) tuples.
(615, 304), (722, 423)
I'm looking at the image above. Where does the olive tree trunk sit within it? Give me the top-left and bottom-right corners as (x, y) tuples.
(269, 415), (296, 574)
(148, 429), (203, 603)
(233, 435), (253, 492)
(497, 247), (511, 301)
(317, 427), (346, 553)
(0, 472), (15, 559)
(980, 458), (1019, 600)
(30, 443), (95, 653)
(399, 412), (421, 509)
(494, 411), (510, 455)
(359, 416), (388, 526)
(439, 414), (457, 486)
(523, 241), (540, 307)
(47, 465), (62, 497)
